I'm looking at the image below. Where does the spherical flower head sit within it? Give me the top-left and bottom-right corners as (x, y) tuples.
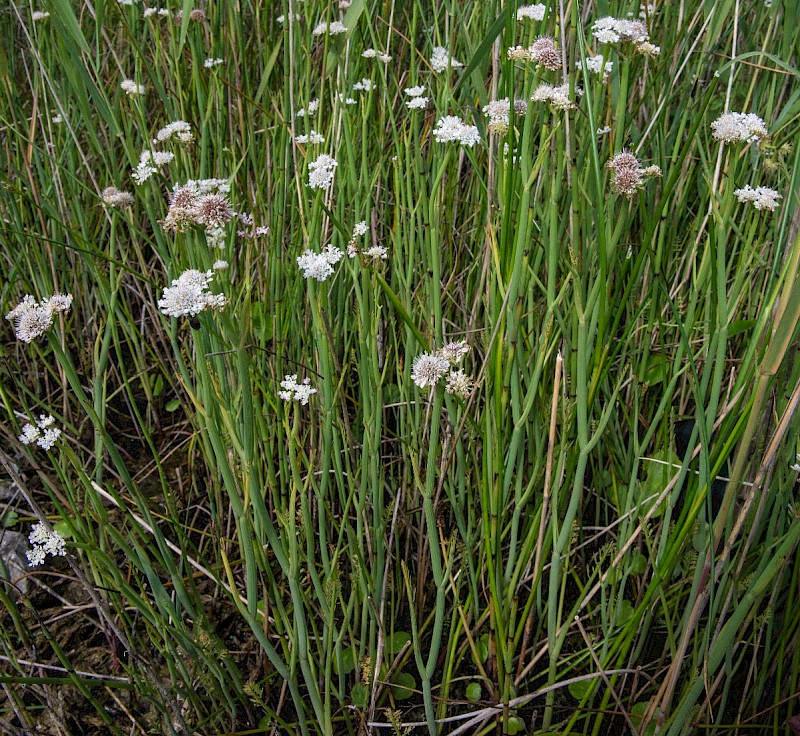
(194, 193), (235, 228)
(404, 86), (426, 97)
(483, 99), (511, 134)
(607, 150), (644, 197)
(411, 352), (450, 389)
(353, 221), (368, 237)
(445, 369), (474, 399)
(531, 36), (561, 71)
(710, 112), (768, 144)
(733, 184), (782, 211)
(189, 8), (206, 21)
(47, 293), (73, 313)
(279, 375), (318, 405)
(308, 153), (338, 190)
(163, 184), (200, 231)
(433, 116), (481, 147)
(158, 269), (226, 318)
(516, 4), (546, 21)
(6, 294), (69, 343)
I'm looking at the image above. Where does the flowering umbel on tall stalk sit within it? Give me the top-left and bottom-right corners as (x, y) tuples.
(6, 293), (72, 342)
(157, 270), (226, 318)
(411, 340), (473, 391)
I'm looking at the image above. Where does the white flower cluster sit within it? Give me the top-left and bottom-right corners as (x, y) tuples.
(157, 269), (226, 317)
(531, 82), (580, 111)
(32, 10), (50, 20)
(144, 7), (170, 17)
(162, 179), (235, 239)
(430, 46), (464, 73)
(517, 4), (546, 20)
(278, 375), (318, 405)
(411, 340), (472, 395)
(710, 112), (768, 144)
(295, 130), (325, 145)
(154, 120), (193, 144)
(19, 414), (62, 450)
(276, 12), (300, 24)
(404, 86), (428, 110)
(591, 17), (659, 54)
(312, 20), (347, 36)
(433, 116), (481, 146)
(102, 186), (134, 207)
(297, 100), (320, 118)
(204, 58), (224, 68)
(132, 149), (174, 185)
(120, 79), (146, 96)
(362, 48), (392, 63)
(578, 54), (612, 79)
(483, 98), (528, 134)
(607, 151), (661, 197)
(6, 293), (72, 343)
(353, 78), (373, 92)
(297, 245), (344, 281)
(26, 522), (67, 567)
(308, 153), (338, 190)
(733, 185), (782, 211)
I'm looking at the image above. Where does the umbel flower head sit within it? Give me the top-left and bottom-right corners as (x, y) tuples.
(433, 116), (481, 146)
(733, 185), (782, 211)
(531, 82), (580, 111)
(157, 269), (226, 318)
(411, 340), (472, 389)
(483, 99), (528, 134)
(6, 293), (72, 342)
(297, 244), (344, 281)
(308, 154), (338, 190)
(19, 414), (62, 450)
(102, 186), (134, 207)
(26, 522), (67, 567)
(278, 375), (318, 405)
(530, 36), (561, 70)
(710, 112), (768, 144)
(607, 150), (661, 197)
(430, 46), (464, 73)
(517, 4), (546, 21)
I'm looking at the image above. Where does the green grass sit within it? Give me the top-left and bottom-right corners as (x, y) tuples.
(1, 0), (800, 733)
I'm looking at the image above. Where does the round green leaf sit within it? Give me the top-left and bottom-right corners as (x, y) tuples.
(466, 682), (481, 701)
(350, 683), (368, 709)
(390, 672), (416, 701)
(334, 647), (356, 675)
(386, 631), (411, 655)
(506, 715), (525, 734)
